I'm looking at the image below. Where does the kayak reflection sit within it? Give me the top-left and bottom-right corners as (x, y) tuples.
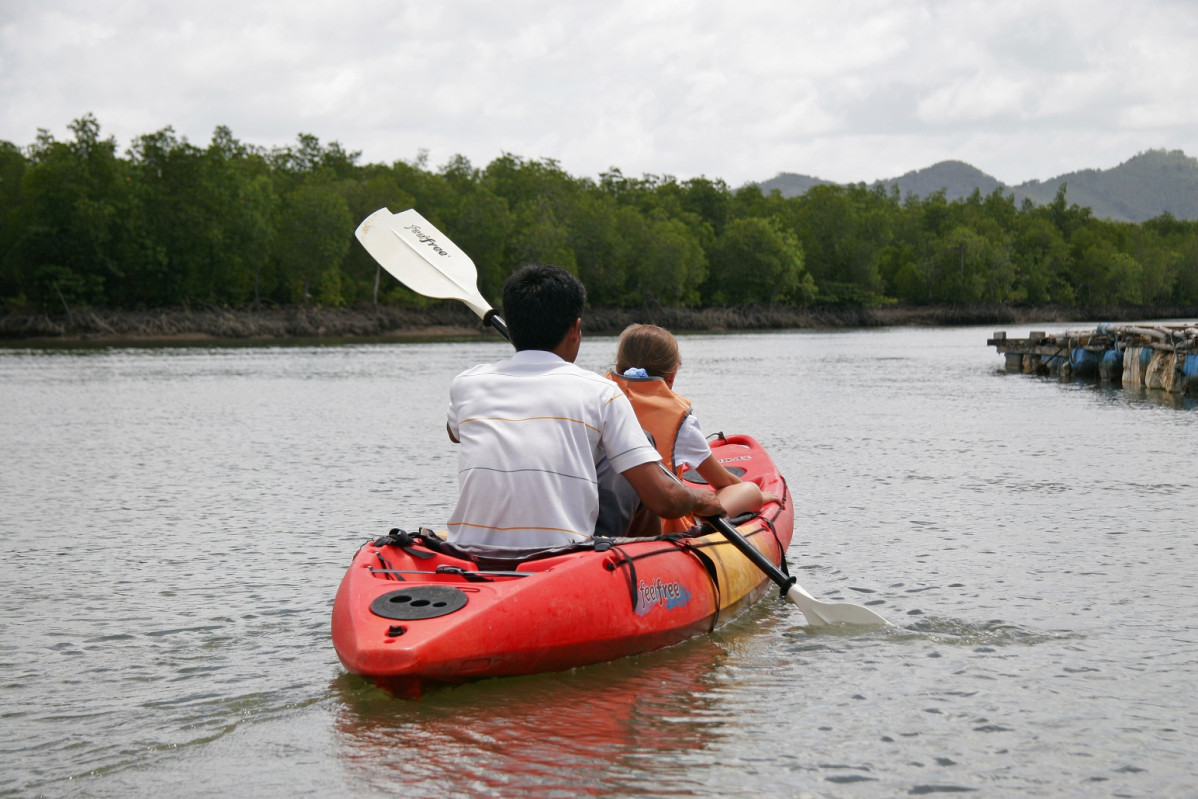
(331, 638), (729, 795)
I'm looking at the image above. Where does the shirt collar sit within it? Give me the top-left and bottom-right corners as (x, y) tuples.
(510, 349), (568, 365)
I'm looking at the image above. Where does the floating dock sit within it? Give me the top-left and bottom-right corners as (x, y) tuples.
(988, 323), (1198, 396)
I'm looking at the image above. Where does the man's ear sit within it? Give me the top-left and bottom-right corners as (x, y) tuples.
(553, 317), (584, 362)
(561, 317), (582, 347)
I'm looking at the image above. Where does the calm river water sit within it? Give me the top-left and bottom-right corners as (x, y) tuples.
(1, 325), (1195, 797)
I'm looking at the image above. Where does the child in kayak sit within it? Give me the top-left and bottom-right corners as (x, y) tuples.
(603, 323), (782, 536)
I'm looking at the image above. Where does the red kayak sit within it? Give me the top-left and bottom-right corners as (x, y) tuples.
(331, 433), (793, 697)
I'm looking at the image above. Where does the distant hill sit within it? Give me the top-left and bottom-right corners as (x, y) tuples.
(1013, 150), (1198, 222)
(756, 149), (1198, 223)
(874, 160), (1006, 201)
(755, 173), (835, 197)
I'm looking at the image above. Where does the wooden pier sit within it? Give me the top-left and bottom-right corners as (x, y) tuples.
(988, 323), (1198, 396)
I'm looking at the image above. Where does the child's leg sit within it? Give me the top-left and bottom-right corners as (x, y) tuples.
(714, 482), (765, 517)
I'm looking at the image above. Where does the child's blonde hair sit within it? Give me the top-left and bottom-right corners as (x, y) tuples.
(615, 324), (681, 378)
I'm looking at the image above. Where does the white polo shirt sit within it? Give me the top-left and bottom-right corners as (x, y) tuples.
(446, 350), (661, 553)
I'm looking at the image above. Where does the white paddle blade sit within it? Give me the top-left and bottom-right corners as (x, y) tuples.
(785, 585), (891, 627)
(355, 208), (493, 320)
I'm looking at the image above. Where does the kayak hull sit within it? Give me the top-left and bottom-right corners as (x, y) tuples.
(331, 434), (793, 697)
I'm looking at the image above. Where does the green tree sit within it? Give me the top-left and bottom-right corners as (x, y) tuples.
(1175, 235), (1198, 304)
(508, 205), (576, 272)
(452, 186), (514, 306)
(789, 184), (890, 304)
(0, 140), (27, 300)
(706, 217), (814, 305)
(276, 180), (353, 305)
(1068, 225), (1144, 305)
(881, 242), (929, 303)
(625, 212), (708, 306)
(237, 173), (278, 309)
(1043, 184), (1093, 240)
(925, 223), (1014, 304)
(678, 177), (732, 236)
(562, 191), (633, 306)
(125, 127), (212, 305)
(1009, 214), (1071, 304)
(12, 115), (130, 308)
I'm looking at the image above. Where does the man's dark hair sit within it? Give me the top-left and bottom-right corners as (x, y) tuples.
(502, 264), (587, 351)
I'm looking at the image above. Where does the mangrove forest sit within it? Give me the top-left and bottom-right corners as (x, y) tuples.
(2, 115), (1197, 321)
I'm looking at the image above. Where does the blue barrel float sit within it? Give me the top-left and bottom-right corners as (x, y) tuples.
(1069, 346), (1102, 378)
(1185, 353), (1198, 394)
(1099, 349), (1123, 382)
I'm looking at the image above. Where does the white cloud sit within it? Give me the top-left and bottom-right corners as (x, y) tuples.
(916, 74), (1029, 124)
(1, 0), (1196, 186)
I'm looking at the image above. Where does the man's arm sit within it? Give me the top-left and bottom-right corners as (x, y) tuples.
(621, 461), (725, 519)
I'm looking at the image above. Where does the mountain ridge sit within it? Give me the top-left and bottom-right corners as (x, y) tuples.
(756, 149), (1198, 222)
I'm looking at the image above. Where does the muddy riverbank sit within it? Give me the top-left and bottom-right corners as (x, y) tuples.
(3, 302), (1196, 345)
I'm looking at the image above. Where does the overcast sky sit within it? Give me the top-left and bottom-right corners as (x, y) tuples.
(2, 0), (1196, 187)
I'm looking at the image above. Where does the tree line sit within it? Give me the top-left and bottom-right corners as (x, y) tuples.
(2, 114), (1197, 314)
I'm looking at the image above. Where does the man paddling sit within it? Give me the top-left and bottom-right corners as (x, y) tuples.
(445, 264), (725, 557)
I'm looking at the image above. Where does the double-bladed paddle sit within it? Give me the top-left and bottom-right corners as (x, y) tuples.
(354, 207), (890, 628)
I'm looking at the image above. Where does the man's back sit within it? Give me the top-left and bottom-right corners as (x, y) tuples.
(446, 349), (658, 554)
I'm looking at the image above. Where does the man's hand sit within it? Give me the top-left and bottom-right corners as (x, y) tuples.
(689, 488), (726, 519)
(622, 461), (725, 520)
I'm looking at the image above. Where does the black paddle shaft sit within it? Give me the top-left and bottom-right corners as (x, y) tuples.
(706, 517), (796, 599)
(482, 310), (510, 342)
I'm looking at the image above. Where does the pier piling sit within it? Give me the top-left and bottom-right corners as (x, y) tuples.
(987, 323), (1198, 396)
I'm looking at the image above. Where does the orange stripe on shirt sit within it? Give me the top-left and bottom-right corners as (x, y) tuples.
(458, 415), (602, 433)
(449, 521), (589, 536)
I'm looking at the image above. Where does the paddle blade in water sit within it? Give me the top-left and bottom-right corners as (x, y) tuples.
(785, 585), (891, 627)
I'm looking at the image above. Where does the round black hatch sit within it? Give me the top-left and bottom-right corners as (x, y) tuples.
(369, 586), (468, 620)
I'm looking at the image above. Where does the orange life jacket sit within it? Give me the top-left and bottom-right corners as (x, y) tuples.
(606, 370), (696, 534)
